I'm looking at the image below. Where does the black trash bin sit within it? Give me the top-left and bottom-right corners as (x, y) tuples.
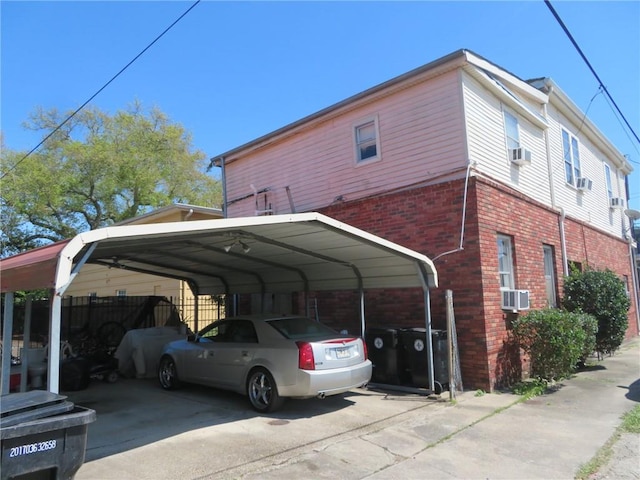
(399, 328), (450, 393)
(1, 390), (96, 480)
(399, 328), (430, 388)
(365, 327), (405, 385)
(431, 329), (449, 392)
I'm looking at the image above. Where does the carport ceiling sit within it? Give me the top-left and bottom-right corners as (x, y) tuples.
(1, 212), (437, 296)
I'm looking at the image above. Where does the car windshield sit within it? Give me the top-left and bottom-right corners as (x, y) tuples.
(267, 317), (339, 340)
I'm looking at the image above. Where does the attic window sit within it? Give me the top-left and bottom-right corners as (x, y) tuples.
(354, 116), (380, 163)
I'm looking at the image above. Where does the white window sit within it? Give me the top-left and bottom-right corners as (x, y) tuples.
(604, 163), (613, 199)
(116, 289), (126, 297)
(354, 116), (380, 163)
(562, 129), (581, 185)
(503, 110), (520, 151)
(497, 235), (514, 289)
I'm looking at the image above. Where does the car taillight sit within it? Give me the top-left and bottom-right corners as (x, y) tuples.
(361, 339), (368, 360)
(296, 341), (315, 370)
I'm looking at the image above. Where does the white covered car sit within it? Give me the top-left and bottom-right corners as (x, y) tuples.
(158, 315), (372, 412)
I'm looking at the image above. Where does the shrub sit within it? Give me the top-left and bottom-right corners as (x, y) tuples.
(512, 309), (592, 381)
(576, 312), (598, 366)
(563, 268), (630, 356)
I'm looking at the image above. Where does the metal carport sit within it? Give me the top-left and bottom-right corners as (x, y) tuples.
(1, 212), (438, 395)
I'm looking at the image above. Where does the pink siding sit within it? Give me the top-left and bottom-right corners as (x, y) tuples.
(225, 69), (467, 217)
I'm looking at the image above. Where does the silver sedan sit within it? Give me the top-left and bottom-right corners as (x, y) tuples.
(158, 315), (372, 412)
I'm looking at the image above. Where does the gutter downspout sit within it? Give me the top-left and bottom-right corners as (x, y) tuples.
(559, 208), (569, 276)
(433, 161), (475, 261)
(542, 83), (568, 276)
(628, 238), (640, 334)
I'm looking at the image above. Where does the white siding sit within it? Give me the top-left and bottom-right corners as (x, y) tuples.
(462, 71), (552, 206)
(545, 103), (626, 237)
(226, 69), (467, 217)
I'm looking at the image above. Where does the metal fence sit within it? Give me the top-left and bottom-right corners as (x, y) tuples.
(1, 295), (224, 357)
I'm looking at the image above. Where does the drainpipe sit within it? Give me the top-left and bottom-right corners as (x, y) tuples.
(433, 161), (475, 261)
(542, 83), (568, 277)
(559, 208), (569, 276)
(628, 239), (640, 333)
(623, 212), (640, 333)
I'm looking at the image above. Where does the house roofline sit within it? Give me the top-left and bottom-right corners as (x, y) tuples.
(209, 49), (551, 166)
(210, 49), (474, 165)
(114, 203), (223, 226)
(529, 77), (632, 175)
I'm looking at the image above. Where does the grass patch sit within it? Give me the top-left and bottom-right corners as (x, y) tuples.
(575, 404), (640, 479)
(511, 378), (548, 400)
(620, 404), (640, 433)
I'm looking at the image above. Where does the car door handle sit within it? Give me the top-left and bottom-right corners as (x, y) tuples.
(241, 350), (249, 357)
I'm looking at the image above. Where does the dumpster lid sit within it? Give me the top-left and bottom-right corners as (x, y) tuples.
(1, 390), (74, 428)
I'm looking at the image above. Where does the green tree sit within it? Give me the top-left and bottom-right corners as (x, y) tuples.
(1, 103), (221, 256)
(562, 268), (630, 356)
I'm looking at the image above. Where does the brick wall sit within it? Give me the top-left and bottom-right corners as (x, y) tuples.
(315, 175), (638, 391)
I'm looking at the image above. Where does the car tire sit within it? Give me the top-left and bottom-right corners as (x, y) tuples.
(158, 355), (180, 390)
(247, 368), (284, 413)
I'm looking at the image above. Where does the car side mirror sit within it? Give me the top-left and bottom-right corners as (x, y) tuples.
(187, 334), (196, 342)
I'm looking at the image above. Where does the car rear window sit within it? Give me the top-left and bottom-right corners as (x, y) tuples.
(267, 317), (339, 340)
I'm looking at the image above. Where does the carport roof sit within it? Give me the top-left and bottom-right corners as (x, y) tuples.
(1, 212), (437, 296)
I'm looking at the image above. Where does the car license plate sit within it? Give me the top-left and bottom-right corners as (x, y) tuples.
(335, 347), (350, 359)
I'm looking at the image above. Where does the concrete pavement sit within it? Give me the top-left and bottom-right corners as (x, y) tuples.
(74, 337), (640, 479)
(222, 338), (640, 480)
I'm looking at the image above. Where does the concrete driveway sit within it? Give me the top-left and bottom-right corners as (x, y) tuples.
(69, 377), (442, 479)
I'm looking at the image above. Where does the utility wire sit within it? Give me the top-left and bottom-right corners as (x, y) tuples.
(544, 0), (640, 149)
(1, 0), (201, 180)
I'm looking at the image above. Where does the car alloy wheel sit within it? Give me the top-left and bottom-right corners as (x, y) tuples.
(247, 368), (283, 413)
(158, 356), (179, 390)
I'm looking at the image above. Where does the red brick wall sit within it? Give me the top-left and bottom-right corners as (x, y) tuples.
(315, 176), (638, 391)
(321, 178), (492, 389)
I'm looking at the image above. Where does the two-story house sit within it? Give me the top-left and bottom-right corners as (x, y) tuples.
(209, 49), (638, 391)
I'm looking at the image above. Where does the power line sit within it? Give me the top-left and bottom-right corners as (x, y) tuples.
(1, 0), (201, 180)
(544, 0), (640, 149)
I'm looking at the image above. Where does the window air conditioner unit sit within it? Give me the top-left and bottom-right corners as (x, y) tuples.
(610, 197), (624, 209)
(509, 148), (532, 166)
(501, 289), (530, 311)
(576, 177), (593, 192)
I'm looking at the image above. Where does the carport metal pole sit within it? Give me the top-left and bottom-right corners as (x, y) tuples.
(423, 288), (435, 393)
(1, 292), (14, 395)
(19, 297), (33, 392)
(359, 285), (365, 339)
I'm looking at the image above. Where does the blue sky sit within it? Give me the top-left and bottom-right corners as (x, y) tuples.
(2, 1), (639, 211)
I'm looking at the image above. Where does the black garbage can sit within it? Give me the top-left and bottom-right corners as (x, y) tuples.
(365, 327), (404, 385)
(399, 328), (450, 393)
(399, 328), (429, 388)
(431, 329), (449, 391)
(1, 390), (96, 480)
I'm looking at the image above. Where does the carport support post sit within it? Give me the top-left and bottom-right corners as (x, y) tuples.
(19, 296), (33, 392)
(423, 288), (435, 393)
(47, 292), (62, 393)
(359, 288), (365, 338)
(1, 292), (14, 395)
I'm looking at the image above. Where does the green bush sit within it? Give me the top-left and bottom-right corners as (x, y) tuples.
(512, 309), (593, 381)
(576, 312), (598, 365)
(563, 268), (630, 356)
